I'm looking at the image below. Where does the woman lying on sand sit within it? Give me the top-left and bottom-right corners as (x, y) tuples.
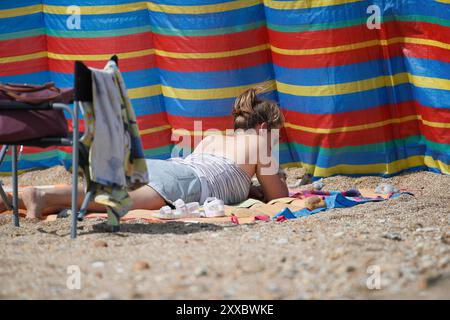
(0, 88), (288, 218)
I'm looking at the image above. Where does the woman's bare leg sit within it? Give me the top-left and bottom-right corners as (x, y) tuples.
(21, 186), (104, 218)
(129, 185), (166, 210)
(1, 184), (166, 218)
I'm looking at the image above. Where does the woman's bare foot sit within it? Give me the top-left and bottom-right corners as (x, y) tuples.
(0, 196), (6, 213)
(21, 188), (46, 219)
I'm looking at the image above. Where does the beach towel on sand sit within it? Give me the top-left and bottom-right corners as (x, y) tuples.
(274, 191), (411, 220)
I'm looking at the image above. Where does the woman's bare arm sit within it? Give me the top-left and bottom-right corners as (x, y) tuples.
(256, 167), (289, 202)
(254, 133), (288, 202)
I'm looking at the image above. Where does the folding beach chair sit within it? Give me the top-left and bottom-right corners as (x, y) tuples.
(0, 56), (119, 239)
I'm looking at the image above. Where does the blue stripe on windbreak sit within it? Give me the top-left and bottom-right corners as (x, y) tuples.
(133, 96), (166, 116)
(291, 143), (450, 167)
(163, 91), (278, 117)
(44, 11), (150, 31)
(0, 13), (43, 34)
(274, 58), (450, 86)
(44, 0), (143, 5)
(159, 64), (274, 89)
(0, 71), (50, 84)
(279, 84), (450, 114)
(49, 69), (160, 90)
(148, 4), (264, 30)
(0, 0), (39, 10)
(264, 0), (449, 26)
(150, 0), (236, 5)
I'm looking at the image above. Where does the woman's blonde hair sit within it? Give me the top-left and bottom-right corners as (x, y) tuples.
(232, 86), (284, 130)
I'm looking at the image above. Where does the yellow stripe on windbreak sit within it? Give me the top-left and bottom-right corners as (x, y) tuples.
(0, 45), (266, 64)
(0, 4), (41, 19)
(155, 44), (269, 59)
(421, 118), (450, 129)
(43, 0), (261, 15)
(271, 37), (450, 56)
(161, 80), (276, 100)
(264, 0), (363, 10)
(148, 0), (262, 14)
(284, 114), (450, 134)
(0, 51), (47, 64)
(172, 129), (227, 136)
(282, 155), (450, 177)
(284, 115), (418, 134)
(1, 49), (154, 64)
(128, 85), (162, 99)
(47, 49), (154, 61)
(140, 125), (172, 136)
(276, 73), (450, 97)
(43, 2), (147, 15)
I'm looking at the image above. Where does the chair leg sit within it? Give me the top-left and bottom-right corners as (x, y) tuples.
(0, 146), (12, 211)
(71, 102), (80, 239)
(77, 188), (94, 221)
(0, 145), (9, 163)
(0, 182), (12, 211)
(11, 146), (19, 227)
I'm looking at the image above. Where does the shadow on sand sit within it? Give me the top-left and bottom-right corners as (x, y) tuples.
(37, 220), (226, 237)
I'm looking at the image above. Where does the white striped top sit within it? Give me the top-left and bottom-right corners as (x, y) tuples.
(174, 153), (252, 205)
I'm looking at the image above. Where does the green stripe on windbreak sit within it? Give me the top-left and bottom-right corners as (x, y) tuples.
(268, 18), (366, 32)
(144, 145), (174, 158)
(151, 20), (266, 36)
(55, 145), (174, 158)
(279, 143), (290, 152)
(2, 145), (173, 164)
(286, 135), (450, 155)
(45, 26), (151, 38)
(46, 21), (265, 38)
(393, 15), (450, 27)
(1, 149), (62, 162)
(268, 14), (450, 32)
(0, 28), (45, 41)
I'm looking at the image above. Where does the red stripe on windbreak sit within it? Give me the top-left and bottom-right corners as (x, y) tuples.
(48, 49), (271, 74)
(271, 42), (450, 68)
(283, 101), (450, 129)
(153, 26), (269, 52)
(47, 32), (154, 54)
(0, 35), (46, 57)
(156, 49), (272, 72)
(0, 58), (48, 77)
(47, 55), (156, 73)
(65, 113), (170, 134)
(167, 115), (234, 131)
(141, 129), (173, 149)
(268, 21), (450, 49)
(168, 115), (289, 148)
(137, 113), (170, 130)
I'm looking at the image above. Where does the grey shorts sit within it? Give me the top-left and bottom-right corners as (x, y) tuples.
(146, 159), (203, 205)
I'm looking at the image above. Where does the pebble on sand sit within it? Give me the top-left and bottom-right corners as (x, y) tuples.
(95, 292), (114, 300)
(94, 240), (108, 248)
(441, 233), (450, 245)
(382, 232), (403, 241)
(91, 261), (105, 269)
(133, 261), (151, 271)
(194, 266), (208, 277)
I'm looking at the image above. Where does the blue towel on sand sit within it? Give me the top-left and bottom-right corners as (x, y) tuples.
(273, 192), (409, 220)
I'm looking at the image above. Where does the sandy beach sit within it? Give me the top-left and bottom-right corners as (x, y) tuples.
(0, 167), (449, 299)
